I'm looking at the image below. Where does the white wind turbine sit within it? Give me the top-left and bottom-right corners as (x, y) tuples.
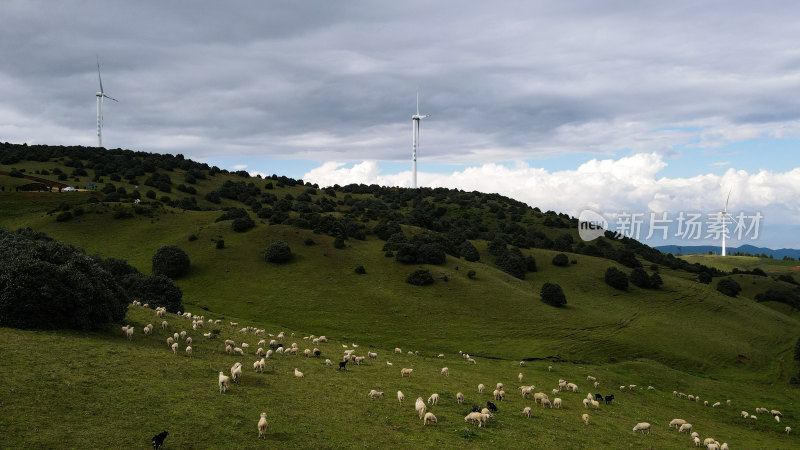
(95, 56), (118, 147)
(719, 188), (735, 256)
(411, 91), (430, 189)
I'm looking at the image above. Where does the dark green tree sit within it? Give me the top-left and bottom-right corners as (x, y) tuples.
(152, 245), (191, 279)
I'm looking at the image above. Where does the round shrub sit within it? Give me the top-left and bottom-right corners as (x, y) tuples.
(605, 266), (628, 290)
(264, 240), (292, 263)
(629, 268), (652, 289)
(540, 282), (566, 307)
(303, 237), (315, 246)
(152, 245), (191, 279)
(698, 272), (712, 284)
(354, 265), (366, 274)
(649, 272), (663, 288)
(56, 211), (73, 222)
(188, 234), (198, 242)
(716, 278), (742, 297)
(231, 215), (255, 232)
(459, 241), (480, 262)
(467, 269), (477, 279)
(216, 240), (225, 249)
(406, 269), (434, 286)
(333, 236), (346, 249)
(552, 253), (569, 267)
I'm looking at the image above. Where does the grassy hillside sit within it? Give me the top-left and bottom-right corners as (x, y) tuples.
(2, 143), (800, 448)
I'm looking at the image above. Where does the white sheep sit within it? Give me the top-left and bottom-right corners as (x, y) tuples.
(161, 320), (168, 330)
(203, 332), (211, 338)
(325, 359), (332, 366)
(720, 443), (728, 450)
(726, 399), (731, 406)
(568, 383), (579, 393)
(386, 361), (392, 366)
(712, 402), (721, 408)
(233, 347), (244, 356)
(775, 415), (781, 423)
(467, 358), (476, 364)
(171, 342), (178, 354)
(368, 352), (377, 359)
(258, 339), (266, 347)
(304, 349), (311, 357)
(786, 426), (791, 434)
(415, 397), (426, 419)
(590, 400), (600, 409)
(294, 367), (304, 378)
(368, 390), (384, 399)
(534, 392), (549, 404)
(218, 371), (230, 393)
(257, 412), (268, 439)
(704, 401), (709, 406)
(478, 383), (485, 394)
(553, 398), (562, 409)
(126, 327), (134, 341)
(628, 384), (636, 390)
(691, 432), (699, 439)
(519, 361), (526, 367)
(518, 373), (524, 382)
(693, 436), (701, 447)
(423, 412), (437, 425)
(587, 375), (596, 382)
(679, 423), (692, 433)
(464, 411), (482, 425)
(669, 419), (686, 428)
(541, 398), (552, 408)
(552, 388), (560, 396)
(647, 385), (655, 391)
(594, 381), (600, 388)
(495, 390), (506, 401)
(400, 368), (413, 377)
(180, 331), (186, 339)
(521, 386), (533, 398)
(394, 347), (402, 354)
(231, 362), (243, 384)
(427, 393), (439, 405)
(186, 337), (192, 345)
(582, 413), (590, 425)
(751, 415), (757, 420)
(185, 346), (192, 356)
(496, 382), (504, 391)
(397, 390), (405, 404)
(619, 385), (626, 392)
(771, 409), (782, 417)
(457, 392), (464, 404)
(143, 325), (152, 336)
(583, 398), (590, 409)
(438, 354), (445, 359)
(632, 422), (651, 434)
(441, 367), (449, 376)
(167, 337), (174, 346)
(548, 365), (552, 371)
(522, 406), (532, 418)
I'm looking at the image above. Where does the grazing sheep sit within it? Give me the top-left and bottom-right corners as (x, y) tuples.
(203, 332), (211, 338)
(694, 436), (701, 447)
(590, 400), (600, 409)
(632, 422), (651, 434)
(423, 412), (437, 425)
(691, 432), (699, 439)
(256, 347), (265, 357)
(494, 390), (506, 401)
(258, 339), (266, 347)
(605, 395), (614, 405)
(628, 384), (636, 390)
(397, 390), (405, 404)
(620, 385), (626, 392)
(427, 393), (439, 405)
(257, 412), (268, 439)
(522, 406), (532, 418)
(368, 352), (377, 359)
(647, 385), (655, 391)
(171, 342), (178, 354)
(394, 347), (402, 354)
(518, 373), (524, 382)
(669, 419), (686, 428)
(478, 383), (485, 394)
(304, 349), (311, 357)
(225, 339), (236, 348)
(548, 365), (552, 371)
(438, 354), (445, 359)
(679, 423), (693, 433)
(786, 426), (791, 434)
(231, 362), (243, 384)
(552, 388), (560, 396)
(519, 360), (526, 367)
(161, 320), (168, 330)
(593, 393), (601, 401)
(126, 327), (134, 341)
(751, 415), (757, 420)
(233, 347), (244, 356)
(186, 337), (192, 345)
(218, 372), (230, 393)
(457, 392), (464, 404)
(712, 402), (721, 408)
(521, 386), (533, 398)
(253, 359), (264, 373)
(688, 395), (695, 401)
(771, 409), (782, 417)
(726, 399), (731, 406)
(534, 392), (549, 404)
(386, 361), (392, 366)
(486, 401), (498, 412)
(185, 346), (192, 356)
(587, 375), (596, 382)
(415, 397), (426, 419)
(325, 359), (332, 366)
(441, 367), (449, 376)
(167, 337), (174, 346)
(541, 398), (552, 409)
(180, 331), (186, 339)
(582, 413), (590, 425)
(338, 360), (347, 371)
(553, 398), (562, 409)
(464, 411), (483, 425)
(368, 390), (384, 399)
(775, 415), (781, 423)
(294, 368), (304, 378)
(583, 398), (590, 409)
(704, 401), (709, 406)
(143, 325), (152, 336)
(721, 443), (728, 450)
(265, 349), (273, 359)
(401, 368), (413, 377)
(594, 381), (600, 388)
(467, 358), (476, 364)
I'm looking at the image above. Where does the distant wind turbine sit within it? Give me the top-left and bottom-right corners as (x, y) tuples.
(411, 91), (430, 189)
(719, 188), (735, 256)
(95, 56), (118, 147)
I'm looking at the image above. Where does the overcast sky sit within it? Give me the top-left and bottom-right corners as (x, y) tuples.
(1, 1), (799, 248)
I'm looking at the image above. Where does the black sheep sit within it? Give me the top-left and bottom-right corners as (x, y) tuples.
(594, 393), (603, 401)
(605, 394), (614, 405)
(338, 360), (348, 371)
(313, 348), (321, 357)
(152, 431), (168, 450)
(486, 401), (498, 412)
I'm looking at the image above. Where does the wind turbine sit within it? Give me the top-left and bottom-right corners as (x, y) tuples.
(719, 188), (735, 256)
(411, 91), (430, 189)
(95, 56), (118, 147)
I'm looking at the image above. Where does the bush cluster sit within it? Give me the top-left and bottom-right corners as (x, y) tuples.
(152, 245), (191, 279)
(264, 240), (292, 263)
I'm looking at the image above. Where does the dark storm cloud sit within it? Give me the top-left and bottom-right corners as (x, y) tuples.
(2, 1), (800, 162)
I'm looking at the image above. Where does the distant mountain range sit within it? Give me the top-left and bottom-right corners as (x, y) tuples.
(655, 244), (800, 259)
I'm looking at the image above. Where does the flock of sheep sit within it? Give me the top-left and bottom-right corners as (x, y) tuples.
(121, 302), (794, 447)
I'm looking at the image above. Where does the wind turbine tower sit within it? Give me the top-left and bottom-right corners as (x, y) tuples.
(95, 56), (118, 147)
(411, 91), (430, 189)
(720, 188), (734, 256)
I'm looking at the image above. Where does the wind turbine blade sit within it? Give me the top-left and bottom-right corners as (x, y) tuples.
(103, 94), (119, 102)
(97, 55), (104, 93)
(416, 90), (419, 116)
(725, 188), (732, 211)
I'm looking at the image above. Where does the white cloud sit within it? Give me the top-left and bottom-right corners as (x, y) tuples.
(303, 154), (800, 230)
(232, 164), (248, 170)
